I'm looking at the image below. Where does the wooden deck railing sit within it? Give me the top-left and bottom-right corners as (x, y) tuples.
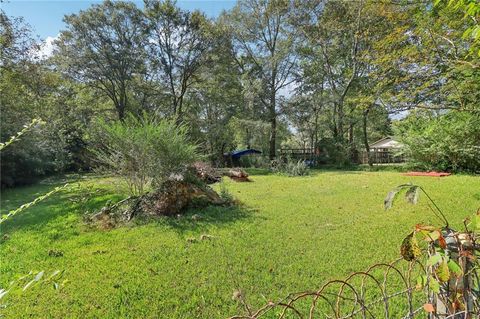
(359, 148), (405, 164)
(278, 148), (405, 165)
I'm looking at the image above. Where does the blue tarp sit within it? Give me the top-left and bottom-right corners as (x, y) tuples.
(224, 149), (262, 159)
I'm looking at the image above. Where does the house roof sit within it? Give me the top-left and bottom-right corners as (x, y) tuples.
(370, 136), (402, 149)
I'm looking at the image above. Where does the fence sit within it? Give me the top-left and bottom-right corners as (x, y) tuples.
(279, 149), (317, 161)
(229, 228), (480, 319)
(359, 148), (405, 165)
(279, 148), (406, 165)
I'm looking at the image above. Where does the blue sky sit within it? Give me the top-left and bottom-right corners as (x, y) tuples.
(1, 0), (236, 39)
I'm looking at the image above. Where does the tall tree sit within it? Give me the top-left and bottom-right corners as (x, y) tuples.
(144, 0), (213, 121)
(294, 0), (368, 145)
(291, 1), (401, 163)
(1, 11), (98, 185)
(188, 26), (245, 163)
(55, 0), (145, 120)
(226, 0), (297, 159)
(371, 1), (480, 113)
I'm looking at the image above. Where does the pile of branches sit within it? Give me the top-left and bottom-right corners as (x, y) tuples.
(190, 162), (222, 184)
(87, 162), (251, 229)
(88, 179), (225, 229)
(191, 162), (251, 183)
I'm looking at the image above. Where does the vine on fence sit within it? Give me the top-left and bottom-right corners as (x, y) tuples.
(230, 184), (480, 318)
(0, 118), (44, 151)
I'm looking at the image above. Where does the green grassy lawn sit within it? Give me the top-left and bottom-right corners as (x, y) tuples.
(1, 171), (479, 318)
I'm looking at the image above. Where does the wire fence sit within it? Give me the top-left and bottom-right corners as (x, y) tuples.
(229, 245), (479, 319)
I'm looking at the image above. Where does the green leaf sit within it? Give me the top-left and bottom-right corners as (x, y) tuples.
(427, 254), (442, 266)
(22, 271), (45, 291)
(436, 259), (450, 282)
(384, 189), (398, 210)
(384, 184), (414, 210)
(425, 230), (441, 242)
(0, 289), (8, 300)
(23, 279), (36, 291)
(447, 260), (463, 277)
(34, 271), (44, 282)
(429, 279), (440, 294)
(405, 186), (420, 205)
(47, 270), (62, 280)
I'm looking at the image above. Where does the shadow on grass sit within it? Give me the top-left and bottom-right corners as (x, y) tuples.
(135, 203), (258, 234)
(225, 166), (405, 177)
(1, 174), (257, 235)
(1, 180), (123, 234)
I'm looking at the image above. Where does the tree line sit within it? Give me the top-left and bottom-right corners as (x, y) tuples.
(1, 0), (479, 186)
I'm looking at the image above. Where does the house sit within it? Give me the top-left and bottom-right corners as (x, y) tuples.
(361, 136), (404, 164)
(369, 136), (402, 151)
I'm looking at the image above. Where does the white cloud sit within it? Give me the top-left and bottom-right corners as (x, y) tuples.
(31, 34), (59, 60)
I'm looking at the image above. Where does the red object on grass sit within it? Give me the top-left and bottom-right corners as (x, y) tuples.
(402, 171), (451, 177)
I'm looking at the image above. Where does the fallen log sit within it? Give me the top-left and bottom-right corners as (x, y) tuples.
(88, 180), (225, 229)
(218, 168), (251, 182)
(190, 162), (222, 184)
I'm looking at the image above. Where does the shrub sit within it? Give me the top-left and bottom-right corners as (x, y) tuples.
(271, 158), (310, 177)
(285, 160), (310, 176)
(91, 114), (198, 195)
(238, 155), (270, 168)
(316, 138), (351, 166)
(0, 119), (67, 187)
(395, 111), (480, 172)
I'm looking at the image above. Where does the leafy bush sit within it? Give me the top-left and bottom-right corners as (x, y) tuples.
(395, 111), (480, 172)
(271, 158), (310, 177)
(91, 114), (199, 195)
(316, 138), (351, 166)
(0, 118), (67, 187)
(238, 155), (270, 168)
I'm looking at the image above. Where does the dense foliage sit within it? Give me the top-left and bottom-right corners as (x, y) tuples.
(271, 159), (310, 177)
(1, 0), (479, 187)
(91, 115), (198, 195)
(395, 111), (480, 172)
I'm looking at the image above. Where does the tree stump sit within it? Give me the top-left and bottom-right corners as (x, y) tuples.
(89, 180), (225, 228)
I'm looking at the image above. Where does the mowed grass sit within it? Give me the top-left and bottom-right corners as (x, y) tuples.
(1, 171), (479, 318)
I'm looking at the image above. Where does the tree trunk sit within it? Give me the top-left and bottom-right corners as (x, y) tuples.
(117, 105), (125, 121)
(269, 70), (277, 160)
(117, 95), (126, 121)
(269, 113), (276, 160)
(348, 123), (355, 163)
(314, 108), (319, 148)
(269, 89), (276, 160)
(337, 99), (345, 143)
(362, 107), (372, 166)
(117, 81), (128, 121)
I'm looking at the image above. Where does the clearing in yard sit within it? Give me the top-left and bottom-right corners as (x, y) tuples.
(1, 171), (479, 318)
